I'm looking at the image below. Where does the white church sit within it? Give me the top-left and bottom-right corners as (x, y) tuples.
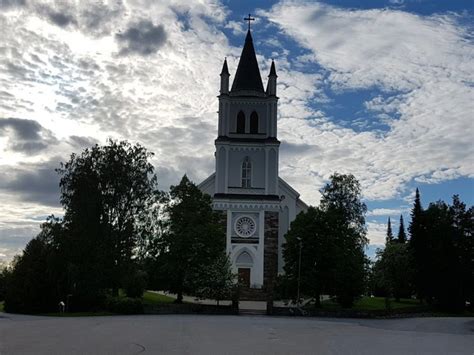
(199, 28), (307, 298)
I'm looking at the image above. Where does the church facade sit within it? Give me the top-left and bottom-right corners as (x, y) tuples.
(198, 29), (307, 295)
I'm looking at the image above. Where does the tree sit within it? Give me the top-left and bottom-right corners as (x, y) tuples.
(153, 175), (226, 303)
(450, 196), (474, 309)
(320, 173), (368, 307)
(4, 217), (67, 313)
(283, 173), (368, 308)
(386, 217), (394, 244)
(189, 253), (236, 305)
(283, 207), (333, 306)
(57, 140), (158, 307)
(0, 265), (12, 302)
(397, 215), (407, 243)
(408, 188), (427, 301)
(373, 242), (412, 301)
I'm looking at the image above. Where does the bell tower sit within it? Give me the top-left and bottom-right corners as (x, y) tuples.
(212, 25), (280, 296)
(215, 30), (279, 197)
(198, 16), (307, 302)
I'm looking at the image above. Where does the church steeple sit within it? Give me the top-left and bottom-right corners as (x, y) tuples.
(220, 58), (230, 94)
(231, 30), (264, 94)
(266, 60), (277, 96)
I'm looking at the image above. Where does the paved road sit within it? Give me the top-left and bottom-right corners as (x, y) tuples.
(0, 313), (473, 354)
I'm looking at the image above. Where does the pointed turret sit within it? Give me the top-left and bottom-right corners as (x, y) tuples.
(220, 58), (230, 94)
(231, 30), (264, 94)
(266, 60), (277, 96)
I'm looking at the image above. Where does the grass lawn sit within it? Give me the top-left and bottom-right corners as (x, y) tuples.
(39, 291), (174, 317)
(142, 291), (175, 305)
(318, 296), (422, 311)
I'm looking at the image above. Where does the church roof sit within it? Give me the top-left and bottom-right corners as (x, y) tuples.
(231, 30), (264, 93)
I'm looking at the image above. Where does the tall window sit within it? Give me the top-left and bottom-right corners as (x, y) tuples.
(250, 111), (258, 134)
(241, 157), (251, 188)
(237, 111), (245, 133)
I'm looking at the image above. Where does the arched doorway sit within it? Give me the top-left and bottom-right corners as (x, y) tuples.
(236, 250), (253, 288)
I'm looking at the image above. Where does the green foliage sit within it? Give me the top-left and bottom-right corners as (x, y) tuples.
(373, 242), (412, 301)
(407, 191), (473, 310)
(0, 266), (12, 302)
(283, 173), (368, 308)
(148, 175), (226, 302)
(4, 217), (67, 314)
(397, 215), (407, 243)
(124, 270), (148, 298)
(57, 140), (158, 307)
(105, 296), (143, 314)
(189, 253), (236, 303)
(386, 217), (393, 244)
(408, 188), (426, 299)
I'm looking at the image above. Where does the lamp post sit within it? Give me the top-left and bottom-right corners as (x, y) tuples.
(296, 237), (302, 306)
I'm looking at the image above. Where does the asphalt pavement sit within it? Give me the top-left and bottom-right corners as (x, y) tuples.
(0, 313), (473, 354)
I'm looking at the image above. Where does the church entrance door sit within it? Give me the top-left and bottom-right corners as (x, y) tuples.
(238, 268), (251, 288)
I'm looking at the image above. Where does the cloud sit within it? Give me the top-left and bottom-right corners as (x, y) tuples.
(0, 0), (26, 9)
(116, 20), (167, 56)
(0, 157), (62, 207)
(367, 222), (388, 245)
(259, 1), (474, 203)
(367, 208), (407, 216)
(46, 9), (76, 27)
(0, 118), (58, 154)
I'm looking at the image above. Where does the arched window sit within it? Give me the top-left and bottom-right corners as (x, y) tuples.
(241, 157), (251, 188)
(237, 111), (245, 133)
(250, 111), (258, 134)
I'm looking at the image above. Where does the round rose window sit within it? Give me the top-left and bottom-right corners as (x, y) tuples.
(235, 216), (256, 238)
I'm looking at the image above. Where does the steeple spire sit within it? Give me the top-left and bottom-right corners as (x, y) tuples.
(266, 60), (277, 96)
(220, 58), (230, 94)
(220, 57), (229, 75)
(231, 29), (264, 94)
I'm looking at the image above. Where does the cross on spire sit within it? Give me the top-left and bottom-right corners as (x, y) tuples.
(244, 13), (255, 31)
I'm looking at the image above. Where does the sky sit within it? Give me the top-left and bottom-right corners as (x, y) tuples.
(0, 0), (473, 262)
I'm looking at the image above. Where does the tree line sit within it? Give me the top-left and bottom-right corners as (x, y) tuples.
(371, 189), (473, 310)
(0, 140), (472, 313)
(0, 141), (233, 313)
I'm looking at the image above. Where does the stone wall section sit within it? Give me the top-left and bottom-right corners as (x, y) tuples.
(264, 211), (279, 291)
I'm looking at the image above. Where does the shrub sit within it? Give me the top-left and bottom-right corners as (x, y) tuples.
(124, 270), (147, 298)
(106, 296), (143, 314)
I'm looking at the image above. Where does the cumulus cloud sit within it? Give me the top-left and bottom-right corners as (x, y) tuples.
(0, 118), (58, 153)
(116, 20), (167, 56)
(260, 1), (474, 203)
(0, 0), (472, 261)
(367, 208), (408, 216)
(0, 157), (62, 206)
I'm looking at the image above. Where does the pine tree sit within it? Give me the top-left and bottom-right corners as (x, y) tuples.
(397, 215), (407, 243)
(386, 217), (394, 244)
(408, 188), (427, 300)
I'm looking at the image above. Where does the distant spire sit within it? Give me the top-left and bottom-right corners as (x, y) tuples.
(231, 30), (264, 93)
(220, 58), (229, 76)
(269, 60), (277, 77)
